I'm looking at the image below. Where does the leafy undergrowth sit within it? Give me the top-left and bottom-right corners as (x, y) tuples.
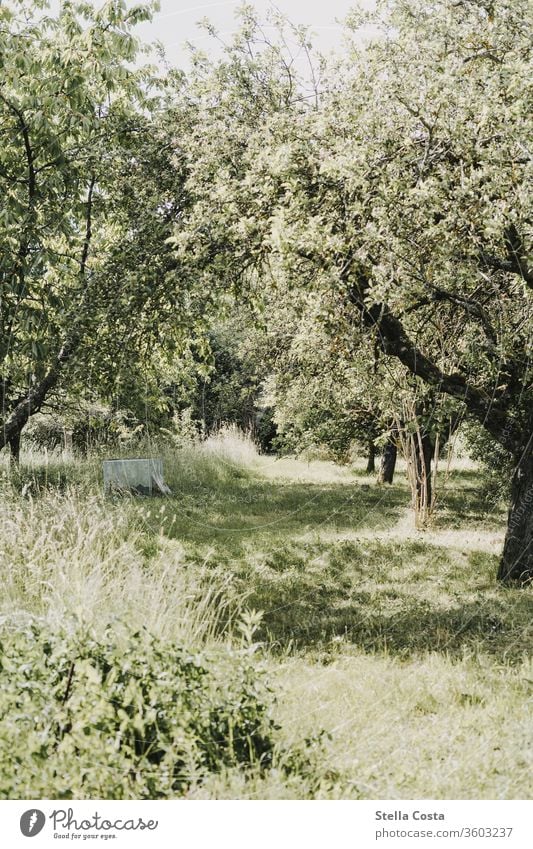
(0, 441), (531, 798)
(0, 620), (283, 799)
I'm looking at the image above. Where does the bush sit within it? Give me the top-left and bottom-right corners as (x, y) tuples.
(0, 622), (278, 799)
(24, 407), (145, 454)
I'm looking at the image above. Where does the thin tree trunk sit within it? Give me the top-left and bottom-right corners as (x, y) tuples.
(379, 436), (397, 484)
(414, 431), (434, 516)
(498, 439), (533, 583)
(366, 442), (376, 474)
(0, 338), (74, 453)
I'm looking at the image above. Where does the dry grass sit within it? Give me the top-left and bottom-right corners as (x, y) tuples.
(0, 455), (244, 645)
(203, 423), (261, 466)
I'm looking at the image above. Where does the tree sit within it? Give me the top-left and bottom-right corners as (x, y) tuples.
(190, 319), (269, 438)
(331, 0), (533, 580)
(0, 0), (199, 458)
(177, 1), (532, 582)
(378, 430), (397, 484)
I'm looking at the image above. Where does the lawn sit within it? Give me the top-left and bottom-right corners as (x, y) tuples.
(0, 436), (531, 799)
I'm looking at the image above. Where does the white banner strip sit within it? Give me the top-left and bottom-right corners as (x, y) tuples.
(1, 800), (531, 849)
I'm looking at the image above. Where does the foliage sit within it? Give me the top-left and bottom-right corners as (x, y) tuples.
(197, 322), (260, 431)
(0, 620), (277, 798)
(24, 405), (146, 452)
(19, 314), (274, 454)
(175, 0), (533, 580)
(463, 419), (514, 503)
(183, 318), (276, 450)
(0, 0), (211, 454)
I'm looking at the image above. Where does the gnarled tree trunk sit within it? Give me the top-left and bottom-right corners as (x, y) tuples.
(498, 441), (533, 583)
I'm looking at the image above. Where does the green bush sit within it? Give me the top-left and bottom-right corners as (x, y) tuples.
(24, 407), (146, 454)
(0, 622), (277, 799)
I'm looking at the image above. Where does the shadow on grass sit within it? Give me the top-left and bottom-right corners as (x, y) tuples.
(147, 465), (524, 662)
(9, 453), (524, 663)
(436, 469), (507, 527)
(219, 539), (531, 662)
(3, 455), (100, 496)
(162, 477), (407, 557)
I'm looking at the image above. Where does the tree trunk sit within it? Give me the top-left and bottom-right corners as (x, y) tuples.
(0, 177), (93, 456)
(366, 442), (376, 474)
(379, 437), (397, 484)
(0, 337), (76, 454)
(8, 429), (21, 464)
(413, 431), (434, 516)
(344, 282), (531, 583)
(498, 441), (533, 583)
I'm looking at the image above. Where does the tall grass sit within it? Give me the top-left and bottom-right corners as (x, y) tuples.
(203, 423), (260, 466)
(0, 434), (253, 645)
(0, 499), (239, 644)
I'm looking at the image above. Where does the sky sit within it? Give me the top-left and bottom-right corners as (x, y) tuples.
(44, 2), (374, 69)
(132, 1), (369, 68)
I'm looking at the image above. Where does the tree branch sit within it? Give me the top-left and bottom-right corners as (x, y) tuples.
(480, 225), (533, 290)
(0, 176), (96, 451)
(347, 285), (521, 452)
(0, 94), (37, 204)
(412, 286), (498, 345)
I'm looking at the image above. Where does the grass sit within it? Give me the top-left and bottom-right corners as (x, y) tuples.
(0, 432), (531, 799)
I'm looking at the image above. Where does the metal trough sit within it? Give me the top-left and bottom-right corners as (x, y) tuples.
(103, 458), (170, 495)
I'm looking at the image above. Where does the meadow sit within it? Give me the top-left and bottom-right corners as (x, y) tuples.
(0, 431), (531, 799)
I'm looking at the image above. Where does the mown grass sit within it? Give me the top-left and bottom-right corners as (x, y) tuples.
(0, 435), (531, 799)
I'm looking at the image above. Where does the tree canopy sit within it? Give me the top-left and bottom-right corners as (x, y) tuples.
(0, 0), (207, 455)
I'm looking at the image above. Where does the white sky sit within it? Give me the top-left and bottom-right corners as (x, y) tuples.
(132, 1), (369, 67)
(45, 2), (374, 68)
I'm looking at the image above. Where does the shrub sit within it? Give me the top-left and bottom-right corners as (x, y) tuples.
(23, 407), (146, 454)
(0, 622), (277, 799)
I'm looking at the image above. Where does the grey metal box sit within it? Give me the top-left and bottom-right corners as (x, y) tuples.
(103, 458), (167, 495)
